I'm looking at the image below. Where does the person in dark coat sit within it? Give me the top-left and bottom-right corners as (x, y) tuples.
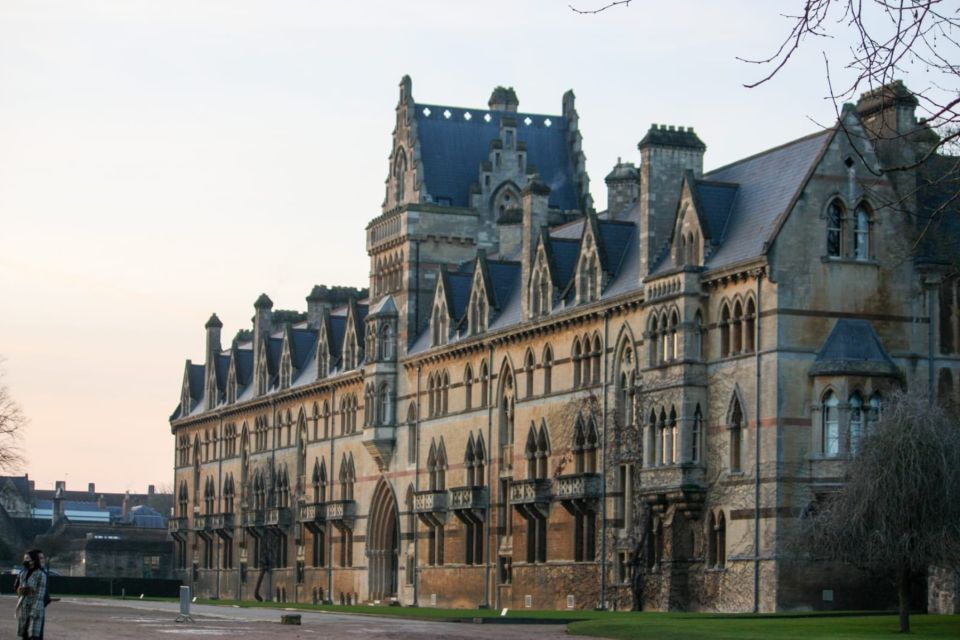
(15, 549), (46, 640)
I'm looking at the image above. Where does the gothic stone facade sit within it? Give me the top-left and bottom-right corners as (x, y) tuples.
(169, 78), (960, 612)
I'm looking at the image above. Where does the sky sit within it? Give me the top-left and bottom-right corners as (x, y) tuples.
(0, 1), (922, 492)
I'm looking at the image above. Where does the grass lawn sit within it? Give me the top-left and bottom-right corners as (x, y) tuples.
(567, 612), (960, 639)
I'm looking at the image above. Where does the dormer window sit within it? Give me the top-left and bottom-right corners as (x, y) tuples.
(226, 369), (237, 404)
(530, 258), (551, 318)
(469, 289), (487, 335)
(853, 203), (872, 260)
(577, 250), (601, 304)
(318, 341), (329, 378)
(431, 300), (448, 346)
(181, 385), (191, 417)
(279, 353), (292, 389)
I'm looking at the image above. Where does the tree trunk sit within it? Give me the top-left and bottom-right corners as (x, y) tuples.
(897, 566), (911, 634)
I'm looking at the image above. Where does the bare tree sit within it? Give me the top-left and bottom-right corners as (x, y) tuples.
(0, 359), (27, 472)
(800, 391), (960, 633)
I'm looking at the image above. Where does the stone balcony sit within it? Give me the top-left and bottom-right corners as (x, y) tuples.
(554, 473), (602, 501)
(240, 509), (265, 528)
(639, 464), (707, 518)
(413, 490), (448, 513)
(448, 486), (488, 511)
(324, 499), (356, 528)
(209, 513), (235, 531)
(266, 506), (293, 528)
(167, 517), (189, 536)
(509, 478), (553, 505)
(299, 502), (325, 524)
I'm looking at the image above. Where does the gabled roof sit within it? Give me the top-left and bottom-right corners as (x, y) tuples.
(693, 179), (738, 242)
(485, 259), (521, 310)
(703, 129), (833, 269)
(447, 270), (473, 322)
(290, 328), (316, 371)
(214, 354), (230, 394)
(234, 347), (253, 386)
(809, 319), (900, 377)
(186, 363), (204, 401)
(415, 104), (579, 210)
(597, 220), (633, 274)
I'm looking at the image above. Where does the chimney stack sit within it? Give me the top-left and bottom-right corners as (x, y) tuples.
(122, 490), (130, 520)
(55, 480), (65, 491)
(88, 483), (95, 494)
(252, 294), (273, 394)
(53, 486), (64, 524)
(638, 124), (705, 277)
(605, 157), (639, 216)
(488, 86), (519, 113)
(204, 313), (223, 407)
(148, 484), (156, 495)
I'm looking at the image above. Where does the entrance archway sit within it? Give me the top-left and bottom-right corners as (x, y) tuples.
(367, 479), (399, 601)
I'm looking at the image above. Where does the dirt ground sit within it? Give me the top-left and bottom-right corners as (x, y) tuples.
(0, 596), (570, 639)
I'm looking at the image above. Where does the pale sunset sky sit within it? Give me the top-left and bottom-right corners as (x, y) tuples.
(0, 1), (926, 492)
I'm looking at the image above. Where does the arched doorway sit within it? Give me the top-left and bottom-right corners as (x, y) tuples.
(367, 479), (399, 601)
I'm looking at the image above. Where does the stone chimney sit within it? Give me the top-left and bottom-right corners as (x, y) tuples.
(122, 491), (130, 520)
(252, 293), (273, 393)
(488, 86), (519, 113)
(638, 124), (705, 277)
(148, 484), (156, 495)
(52, 486), (64, 524)
(204, 313), (222, 406)
(306, 286), (362, 329)
(521, 176), (551, 320)
(605, 157), (639, 216)
(87, 482), (95, 494)
(55, 480), (65, 491)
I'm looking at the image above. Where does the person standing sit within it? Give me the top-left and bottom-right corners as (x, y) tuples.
(15, 549), (46, 640)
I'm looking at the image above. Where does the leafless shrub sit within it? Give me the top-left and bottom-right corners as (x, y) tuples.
(0, 359), (27, 472)
(800, 390), (960, 632)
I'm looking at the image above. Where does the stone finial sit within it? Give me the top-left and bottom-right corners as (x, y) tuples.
(254, 293), (274, 310)
(488, 86), (519, 112)
(205, 313), (223, 329)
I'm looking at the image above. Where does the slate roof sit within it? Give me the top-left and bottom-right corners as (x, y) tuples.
(486, 260), (521, 309)
(809, 319), (900, 377)
(187, 364), (204, 400)
(915, 154), (960, 267)
(703, 130), (833, 269)
(415, 104), (579, 210)
(597, 220), (633, 274)
(694, 180), (739, 241)
(549, 237), (580, 286)
(447, 271), (474, 320)
(235, 348), (253, 385)
(214, 354), (230, 393)
(290, 328), (316, 370)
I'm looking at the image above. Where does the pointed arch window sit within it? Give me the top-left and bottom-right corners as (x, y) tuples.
(573, 416), (599, 474)
(868, 391), (883, 434)
(464, 364), (474, 411)
(729, 396), (744, 472)
(708, 510), (726, 569)
(669, 311), (680, 361)
(692, 404), (703, 463)
(479, 361), (489, 408)
(732, 301), (743, 354)
(649, 315), (660, 366)
(827, 199), (844, 258)
(280, 352), (292, 389)
(542, 344), (553, 394)
(592, 335), (602, 384)
(693, 311), (704, 360)
(499, 371), (515, 469)
(849, 392), (863, 453)
(822, 390), (839, 456)
(393, 148), (407, 205)
(525, 422), (550, 480)
(853, 203), (872, 260)
(572, 338), (583, 388)
(524, 350), (535, 398)
(720, 302), (731, 358)
(744, 298), (756, 354)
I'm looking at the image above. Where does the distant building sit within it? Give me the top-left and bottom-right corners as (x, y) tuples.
(0, 477), (174, 578)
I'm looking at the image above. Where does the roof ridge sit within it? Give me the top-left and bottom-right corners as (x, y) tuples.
(706, 128), (834, 177)
(416, 102), (564, 121)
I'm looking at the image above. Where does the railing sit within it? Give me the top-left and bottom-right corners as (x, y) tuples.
(554, 473), (602, 500)
(413, 490), (448, 513)
(241, 509), (265, 528)
(167, 517), (189, 534)
(266, 506), (292, 528)
(638, 464), (706, 492)
(509, 478), (552, 504)
(448, 486), (488, 510)
(209, 513), (235, 531)
(324, 499), (356, 522)
(299, 502), (325, 524)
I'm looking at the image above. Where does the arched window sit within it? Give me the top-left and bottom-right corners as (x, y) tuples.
(827, 199), (844, 258)
(732, 301), (743, 354)
(427, 374), (435, 418)
(744, 298), (756, 353)
(572, 338), (583, 388)
(645, 410), (657, 467)
(464, 364), (473, 411)
(667, 406), (678, 464)
(693, 311), (703, 360)
(669, 311), (679, 361)
(853, 203), (871, 260)
(659, 313), (669, 364)
(377, 383), (391, 426)
(524, 350), (535, 398)
(441, 370), (450, 415)
(709, 511), (727, 568)
(729, 395), (744, 472)
(649, 315), (660, 365)
(393, 149), (407, 204)
(868, 391), (883, 433)
(542, 345), (553, 394)
(720, 303), (731, 357)
(822, 390), (839, 456)
(592, 334), (602, 384)
(479, 361), (489, 408)
(499, 369), (515, 470)
(657, 408), (667, 466)
(849, 392), (863, 453)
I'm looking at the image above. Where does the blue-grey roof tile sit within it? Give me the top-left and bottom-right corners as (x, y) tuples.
(416, 105), (578, 210)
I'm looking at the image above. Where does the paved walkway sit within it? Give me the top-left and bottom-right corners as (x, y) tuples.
(1, 596), (572, 639)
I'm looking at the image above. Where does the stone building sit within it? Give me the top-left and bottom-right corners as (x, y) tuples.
(169, 78), (960, 611)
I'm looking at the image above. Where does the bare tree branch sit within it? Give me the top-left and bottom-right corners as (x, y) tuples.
(568, 0), (633, 15)
(0, 358), (27, 472)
